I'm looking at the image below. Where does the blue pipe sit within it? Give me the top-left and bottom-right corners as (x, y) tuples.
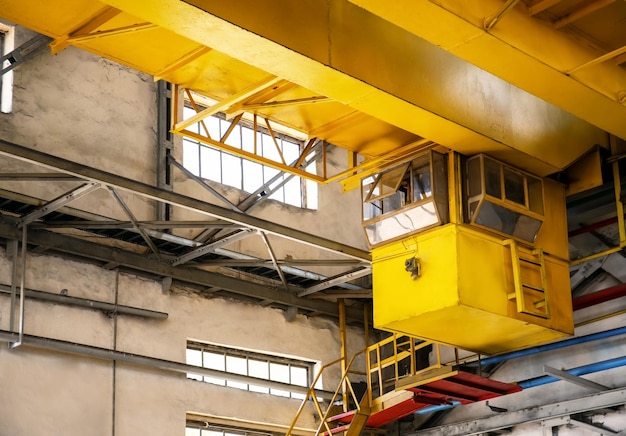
(414, 400), (461, 415)
(471, 326), (626, 367)
(518, 355), (626, 389)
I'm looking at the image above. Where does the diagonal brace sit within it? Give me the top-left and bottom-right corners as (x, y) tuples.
(172, 229), (255, 266)
(17, 182), (100, 228)
(108, 187), (161, 258)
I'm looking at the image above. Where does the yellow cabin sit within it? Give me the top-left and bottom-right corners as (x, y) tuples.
(364, 150), (573, 355)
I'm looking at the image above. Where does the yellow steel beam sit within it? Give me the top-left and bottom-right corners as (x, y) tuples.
(529, 0), (564, 16)
(173, 75), (281, 131)
(96, 0), (607, 176)
(49, 6), (121, 54)
(153, 45), (211, 81)
(241, 96), (330, 111)
(346, 0), (626, 142)
(553, 0), (616, 29)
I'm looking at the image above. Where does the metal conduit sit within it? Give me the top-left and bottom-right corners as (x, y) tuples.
(471, 325), (626, 368)
(466, 286), (626, 368)
(0, 284), (169, 319)
(518, 355), (626, 389)
(0, 329), (335, 401)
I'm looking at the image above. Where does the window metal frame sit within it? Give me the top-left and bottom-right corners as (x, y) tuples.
(181, 106), (316, 209)
(186, 340), (315, 400)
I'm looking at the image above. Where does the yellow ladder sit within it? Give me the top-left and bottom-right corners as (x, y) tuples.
(504, 239), (550, 319)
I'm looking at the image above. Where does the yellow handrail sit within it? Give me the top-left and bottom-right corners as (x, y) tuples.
(287, 334), (460, 435)
(286, 349), (367, 436)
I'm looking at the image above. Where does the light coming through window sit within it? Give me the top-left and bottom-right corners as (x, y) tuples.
(186, 341), (314, 400)
(182, 107), (318, 209)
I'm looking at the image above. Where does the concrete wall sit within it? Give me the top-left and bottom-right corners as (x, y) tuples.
(0, 247), (366, 435)
(0, 23), (368, 435)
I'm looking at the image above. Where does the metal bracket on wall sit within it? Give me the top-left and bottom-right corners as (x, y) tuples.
(0, 33), (52, 77)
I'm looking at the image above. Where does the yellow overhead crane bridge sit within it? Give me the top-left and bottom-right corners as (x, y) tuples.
(3, 0), (626, 394)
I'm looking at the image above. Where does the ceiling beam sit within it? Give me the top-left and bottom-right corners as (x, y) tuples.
(99, 0), (607, 176)
(345, 0), (626, 143)
(0, 138), (370, 262)
(0, 220), (365, 322)
(409, 387), (626, 435)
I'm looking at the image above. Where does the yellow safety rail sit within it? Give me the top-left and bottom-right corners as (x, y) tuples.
(287, 334), (461, 436)
(286, 349), (367, 436)
(366, 335), (456, 406)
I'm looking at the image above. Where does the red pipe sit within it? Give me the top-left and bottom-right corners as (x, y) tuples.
(568, 215), (623, 238)
(573, 283), (626, 311)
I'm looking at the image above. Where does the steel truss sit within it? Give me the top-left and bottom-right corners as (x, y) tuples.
(0, 138), (371, 322)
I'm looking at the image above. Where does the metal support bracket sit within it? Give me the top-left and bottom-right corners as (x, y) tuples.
(0, 33), (52, 77)
(543, 365), (610, 392)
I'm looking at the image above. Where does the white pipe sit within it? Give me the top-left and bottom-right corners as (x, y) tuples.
(0, 23), (14, 114)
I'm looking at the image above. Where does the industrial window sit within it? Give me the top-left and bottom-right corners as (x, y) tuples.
(185, 422), (277, 436)
(0, 23), (15, 113)
(182, 106), (318, 209)
(186, 341), (314, 400)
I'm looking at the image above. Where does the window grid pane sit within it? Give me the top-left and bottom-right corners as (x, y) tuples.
(186, 341), (314, 399)
(181, 109), (318, 209)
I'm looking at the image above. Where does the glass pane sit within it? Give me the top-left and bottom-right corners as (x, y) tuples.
(268, 177), (285, 202)
(270, 363), (290, 383)
(381, 191), (405, 214)
(200, 147), (221, 182)
(466, 156), (482, 198)
(282, 140), (300, 163)
(226, 380), (248, 390)
(186, 349), (203, 381)
(222, 153), (242, 189)
(207, 116), (220, 140)
(204, 351), (226, 385)
(264, 166), (280, 184)
(202, 430), (223, 436)
(249, 359), (271, 394)
(225, 356), (248, 389)
(222, 120), (241, 148)
(475, 201), (542, 242)
(249, 359), (269, 379)
(484, 157), (502, 199)
(365, 201), (439, 245)
(242, 160), (263, 193)
(468, 200), (480, 221)
(412, 157), (432, 201)
(284, 176), (302, 207)
(367, 164), (409, 202)
(270, 388), (291, 398)
(528, 176), (544, 214)
(183, 141), (200, 177)
(262, 133), (280, 161)
(514, 214), (543, 242)
(503, 168), (525, 205)
(186, 428), (201, 436)
(363, 199), (382, 221)
(226, 356), (247, 375)
(432, 152), (449, 224)
(241, 127), (255, 153)
(204, 352), (225, 370)
(290, 366), (308, 387)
